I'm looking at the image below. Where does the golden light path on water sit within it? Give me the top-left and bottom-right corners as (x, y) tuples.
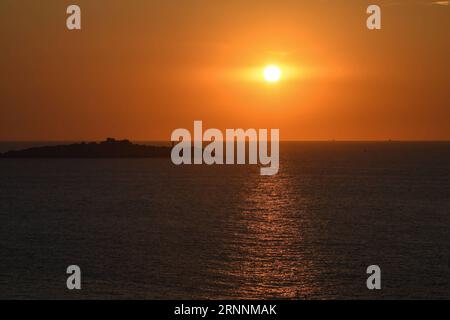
(215, 167), (320, 299)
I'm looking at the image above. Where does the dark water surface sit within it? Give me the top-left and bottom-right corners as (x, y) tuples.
(0, 142), (449, 299)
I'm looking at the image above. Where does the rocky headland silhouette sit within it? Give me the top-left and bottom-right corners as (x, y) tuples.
(0, 138), (171, 158)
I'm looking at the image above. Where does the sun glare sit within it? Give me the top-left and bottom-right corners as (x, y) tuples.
(263, 65), (281, 83)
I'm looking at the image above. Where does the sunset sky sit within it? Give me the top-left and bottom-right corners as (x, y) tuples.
(0, 0), (449, 141)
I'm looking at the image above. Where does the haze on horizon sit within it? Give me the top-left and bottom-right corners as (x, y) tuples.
(0, 0), (449, 141)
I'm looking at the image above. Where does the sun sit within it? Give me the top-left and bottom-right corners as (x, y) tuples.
(263, 65), (282, 83)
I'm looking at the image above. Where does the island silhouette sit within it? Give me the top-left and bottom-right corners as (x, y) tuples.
(0, 138), (172, 158)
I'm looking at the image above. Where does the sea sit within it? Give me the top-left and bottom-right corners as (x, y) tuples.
(0, 141), (449, 299)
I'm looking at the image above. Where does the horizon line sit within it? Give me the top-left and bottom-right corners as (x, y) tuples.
(1, 139), (450, 143)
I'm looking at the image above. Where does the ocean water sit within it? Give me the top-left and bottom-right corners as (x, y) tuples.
(0, 142), (449, 299)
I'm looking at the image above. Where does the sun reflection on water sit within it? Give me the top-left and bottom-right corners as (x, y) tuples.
(222, 169), (319, 299)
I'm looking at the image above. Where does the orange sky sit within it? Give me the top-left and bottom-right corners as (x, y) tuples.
(0, 0), (449, 141)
